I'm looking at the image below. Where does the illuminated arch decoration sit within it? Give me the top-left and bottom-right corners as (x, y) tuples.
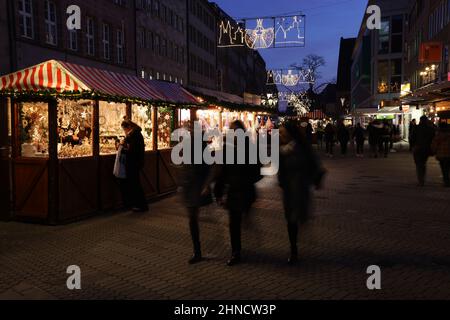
(282, 70), (300, 86)
(245, 19), (275, 49)
(275, 15), (306, 48)
(218, 14), (306, 50)
(218, 20), (246, 48)
(267, 69), (315, 86)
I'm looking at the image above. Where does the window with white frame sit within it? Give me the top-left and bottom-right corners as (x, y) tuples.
(117, 29), (124, 64)
(44, 0), (57, 45)
(87, 17), (95, 56)
(18, 0), (34, 39)
(69, 30), (78, 51)
(102, 24), (110, 60)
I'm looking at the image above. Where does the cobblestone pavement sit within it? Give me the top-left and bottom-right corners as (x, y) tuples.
(1, 148), (450, 300)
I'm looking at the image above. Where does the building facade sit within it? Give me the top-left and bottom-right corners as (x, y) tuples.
(403, 0), (450, 124)
(336, 37), (356, 118)
(0, 0), (137, 75)
(186, 0), (217, 91)
(136, 0), (188, 84)
(351, 0), (412, 131)
(0, 0), (267, 98)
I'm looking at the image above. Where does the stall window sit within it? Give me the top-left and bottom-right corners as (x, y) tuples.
(132, 104), (153, 151)
(157, 109), (173, 149)
(99, 101), (127, 155)
(178, 109), (191, 129)
(57, 100), (93, 158)
(19, 102), (49, 158)
(197, 110), (220, 131)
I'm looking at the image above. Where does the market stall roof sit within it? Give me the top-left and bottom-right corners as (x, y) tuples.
(0, 60), (198, 105)
(306, 110), (327, 119)
(401, 80), (450, 105)
(188, 86), (245, 104)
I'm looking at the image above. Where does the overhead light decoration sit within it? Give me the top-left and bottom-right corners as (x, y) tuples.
(282, 70), (300, 86)
(218, 14), (306, 50)
(267, 69), (315, 86)
(261, 93), (279, 108)
(245, 19), (275, 49)
(275, 15), (305, 47)
(218, 20), (245, 48)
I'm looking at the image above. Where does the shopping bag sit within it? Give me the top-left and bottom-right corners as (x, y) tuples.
(113, 145), (127, 179)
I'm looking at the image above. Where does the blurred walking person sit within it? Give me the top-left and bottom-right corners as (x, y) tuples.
(181, 136), (213, 264)
(411, 116), (436, 187)
(324, 123), (335, 157)
(431, 122), (450, 187)
(213, 120), (258, 266)
(316, 124), (325, 150)
(409, 119), (417, 152)
(353, 123), (366, 157)
(379, 120), (392, 158)
(337, 122), (350, 155)
(279, 121), (325, 264)
(368, 120), (381, 158)
(119, 120), (148, 212)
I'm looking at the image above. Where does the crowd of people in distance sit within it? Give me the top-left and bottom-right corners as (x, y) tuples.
(313, 117), (450, 188)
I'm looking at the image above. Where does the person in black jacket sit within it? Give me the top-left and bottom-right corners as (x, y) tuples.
(337, 121), (350, 155)
(121, 120), (148, 212)
(181, 136), (213, 264)
(212, 120), (258, 266)
(353, 123), (366, 157)
(279, 121), (325, 264)
(410, 116), (436, 187)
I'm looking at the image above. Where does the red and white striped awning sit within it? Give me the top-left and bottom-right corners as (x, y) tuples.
(306, 110), (327, 119)
(0, 60), (198, 104)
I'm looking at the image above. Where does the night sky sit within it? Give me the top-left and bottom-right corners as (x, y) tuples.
(213, 0), (368, 87)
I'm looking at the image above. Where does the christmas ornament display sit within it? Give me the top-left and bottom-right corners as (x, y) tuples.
(57, 99), (93, 158)
(158, 110), (173, 149)
(132, 104), (153, 151)
(99, 102), (126, 155)
(19, 102), (49, 157)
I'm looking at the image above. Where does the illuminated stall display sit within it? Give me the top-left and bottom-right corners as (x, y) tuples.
(158, 109), (174, 150)
(19, 102), (49, 158)
(132, 104), (154, 151)
(178, 109), (191, 129)
(0, 60), (199, 224)
(57, 100), (93, 159)
(99, 102), (127, 155)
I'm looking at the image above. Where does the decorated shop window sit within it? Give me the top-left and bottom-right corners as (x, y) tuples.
(197, 110), (220, 131)
(221, 111), (240, 132)
(132, 104), (153, 151)
(19, 102), (49, 158)
(178, 109), (191, 129)
(57, 100), (93, 158)
(99, 101), (127, 155)
(157, 109), (173, 150)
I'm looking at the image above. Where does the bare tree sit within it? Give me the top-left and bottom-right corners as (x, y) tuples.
(291, 54), (326, 91)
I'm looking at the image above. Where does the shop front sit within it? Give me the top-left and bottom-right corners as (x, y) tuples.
(0, 60), (198, 224)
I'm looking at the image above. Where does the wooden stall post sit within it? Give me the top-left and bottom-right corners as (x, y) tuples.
(151, 106), (158, 152)
(126, 102), (132, 120)
(190, 107), (197, 132)
(47, 98), (59, 225)
(93, 100), (100, 211)
(0, 97), (11, 220)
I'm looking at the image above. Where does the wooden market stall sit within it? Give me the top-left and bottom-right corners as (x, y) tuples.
(0, 60), (198, 224)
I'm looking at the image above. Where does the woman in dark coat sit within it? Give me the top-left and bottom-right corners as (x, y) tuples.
(353, 123), (366, 157)
(213, 120), (258, 266)
(279, 121), (325, 264)
(120, 120), (148, 212)
(181, 137), (213, 264)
